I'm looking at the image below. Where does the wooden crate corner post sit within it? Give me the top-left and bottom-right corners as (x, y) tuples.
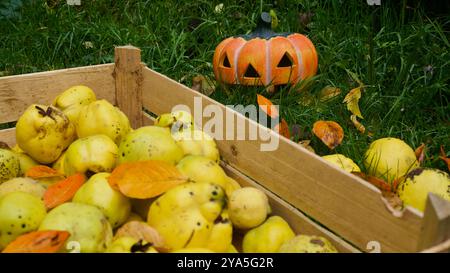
(114, 45), (143, 128)
(418, 193), (450, 252)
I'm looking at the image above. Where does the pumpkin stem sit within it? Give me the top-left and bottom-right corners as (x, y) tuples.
(249, 12), (277, 39)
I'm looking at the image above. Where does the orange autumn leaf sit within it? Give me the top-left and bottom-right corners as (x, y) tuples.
(109, 160), (188, 199)
(257, 94), (279, 119)
(43, 173), (86, 209)
(274, 118), (290, 139)
(439, 145), (450, 172)
(2, 230), (70, 253)
(25, 165), (64, 179)
(415, 143), (426, 165)
(352, 172), (393, 192)
(312, 120), (344, 149)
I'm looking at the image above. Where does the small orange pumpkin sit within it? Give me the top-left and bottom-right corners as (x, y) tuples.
(213, 12), (318, 87)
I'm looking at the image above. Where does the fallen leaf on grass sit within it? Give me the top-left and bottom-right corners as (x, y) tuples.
(350, 114), (365, 134)
(109, 161), (188, 199)
(257, 94), (279, 119)
(114, 221), (165, 250)
(312, 120), (344, 149)
(298, 140), (315, 154)
(43, 173), (86, 209)
(343, 86), (364, 118)
(345, 69), (364, 87)
(318, 86), (341, 102)
(2, 230), (70, 253)
(415, 143), (426, 165)
(25, 165), (64, 179)
(439, 145), (450, 171)
(274, 118), (290, 139)
(192, 75), (216, 96)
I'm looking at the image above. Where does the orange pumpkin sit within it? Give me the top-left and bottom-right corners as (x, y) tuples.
(213, 13), (318, 87)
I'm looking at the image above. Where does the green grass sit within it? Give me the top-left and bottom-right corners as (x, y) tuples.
(0, 0), (449, 172)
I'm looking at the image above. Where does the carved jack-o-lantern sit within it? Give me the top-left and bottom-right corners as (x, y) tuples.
(213, 12), (318, 87)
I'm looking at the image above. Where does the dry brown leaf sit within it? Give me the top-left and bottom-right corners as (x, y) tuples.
(415, 143), (426, 165)
(439, 145), (450, 172)
(192, 75), (216, 96)
(109, 160), (188, 199)
(381, 191), (405, 218)
(257, 94), (279, 119)
(343, 86), (364, 119)
(298, 140), (315, 154)
(312, 120), (344, 149)
(2, 230), (70, 253)
(25, 165), (64, 179)
(274, 118), (290, 139)
(350, 114), (365, 134)
(114, 221), (165, 250)
(318, 86), (341, 102)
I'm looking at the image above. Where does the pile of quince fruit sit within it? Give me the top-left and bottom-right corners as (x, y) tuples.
(0, 85), (338, 253)
(322, 139), (450, 213)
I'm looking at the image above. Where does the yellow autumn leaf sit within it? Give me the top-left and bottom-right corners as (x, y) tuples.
(318, 86), (341, 102)
(343, 86), (364, 119)
(350, 114), (365, 134)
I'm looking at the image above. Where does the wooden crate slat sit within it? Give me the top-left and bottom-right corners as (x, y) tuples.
(141, 112), (359, 253)
(0, 128), (16, 147)
(114, 46), (143, 128)
(141, 67), (424, 252)
(0, 64), (115, 124)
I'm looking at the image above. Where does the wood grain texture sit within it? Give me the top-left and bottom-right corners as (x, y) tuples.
(114, 46), (143, 128)
(141, 66), (426, 252)
(0, 64), (115, 124)
(418, 193), (450, 251)
(0, 128), (16, 147)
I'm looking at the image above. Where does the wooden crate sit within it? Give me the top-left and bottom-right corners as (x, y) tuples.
(0, 46), (449, 253)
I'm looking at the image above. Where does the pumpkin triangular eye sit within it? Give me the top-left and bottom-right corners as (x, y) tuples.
(244, 64), (260, 78)
(277, 53), (293, 67)
(222, 55), (231, 68)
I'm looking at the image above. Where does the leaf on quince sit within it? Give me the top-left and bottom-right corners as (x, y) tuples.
(114, 221), (166, 250)
(43, 173), (86, 209)
(25, 165), (64, 179)
(109, 160), (188, 199)
(2, 230), (70, 253)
